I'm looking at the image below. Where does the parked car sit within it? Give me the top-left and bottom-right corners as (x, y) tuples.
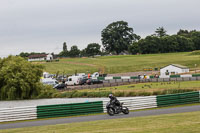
(86, 78), (103, 85)
(80, 77), (88, 85)
(53, 82), (66, 90)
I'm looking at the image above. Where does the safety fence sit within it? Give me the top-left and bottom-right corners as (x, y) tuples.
(70, 76), (200, 90)
(0, 106), (37, 122)
(37, 101), (103, 119)
(0, 91), (199, 122)
(157, 91), (200, 107)
(103, 91), (200, 112)
(97, 74), (200, 80)
(103, 96), (157, 113)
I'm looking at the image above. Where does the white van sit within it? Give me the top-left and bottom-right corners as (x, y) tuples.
(41, 78), (58, 86)
(65, 76), (84, 86)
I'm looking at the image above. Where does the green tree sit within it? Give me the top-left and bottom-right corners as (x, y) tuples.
(63, 42), (67, 52)
(80, 48), (87, 57)
(69, 45), (80, 57)
(177, 30), (200, 50)
(0, 56), (44, 100)
(190, 31), (200, 50)
(59, 51), (68, 57)
(19, 52), (30, 58)
(101, 21), (140, 55)
(175, 35), (195, 52)
(160, 35), (179, 53)
(128, 42), (140, 54)
(85, 43), (101, 57)
(155, 27), (167, 37)
(177, 29), (189, 36)
(59, 42), (68, 57)
(138, 36), (161, 54)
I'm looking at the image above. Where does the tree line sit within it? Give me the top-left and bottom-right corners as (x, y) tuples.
(19, 20), (200, 58)
(58, 21), (200, 57)
(129, 28), (200, 54)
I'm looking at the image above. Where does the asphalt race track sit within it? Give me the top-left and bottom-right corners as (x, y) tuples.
(1, 105), (200, 130)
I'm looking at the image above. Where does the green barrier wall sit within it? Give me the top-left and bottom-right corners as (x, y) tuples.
(192, 74), (200, 77)
(150, 76), (154, 79)
(131, 76), (138, 79)
(37, 101), (103, 119)
(97, 77), (105, 80)
(113, 77), (121, 79)
(170, 75), (181, 78)
(157, 91), (199, 107)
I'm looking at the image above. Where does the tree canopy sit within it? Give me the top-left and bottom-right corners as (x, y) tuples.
(85, 43), (101, 57)
(128, 29), (198, 54)
(155, 27), (167, 37)
(101, 21), (140, 55)
(0, 56), (44, 100)
(68, 45), (80, 57)
(63, 42), (67, 52)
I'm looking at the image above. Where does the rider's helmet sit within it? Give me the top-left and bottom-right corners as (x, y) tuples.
(108, 94), (113, 99)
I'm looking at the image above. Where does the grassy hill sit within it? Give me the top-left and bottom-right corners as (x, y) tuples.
(41, 52), (200, 74)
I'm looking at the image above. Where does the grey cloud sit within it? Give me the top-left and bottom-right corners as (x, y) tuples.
(0, 0), (200, 57)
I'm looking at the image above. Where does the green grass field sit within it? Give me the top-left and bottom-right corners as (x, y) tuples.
(55, 81), (200, 98)
(78, 81), (200, 93)
(41, 52), (200, 74)
(2, 111), (200, 133)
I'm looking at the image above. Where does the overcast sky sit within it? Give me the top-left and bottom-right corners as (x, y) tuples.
(0, 0), (200, 57)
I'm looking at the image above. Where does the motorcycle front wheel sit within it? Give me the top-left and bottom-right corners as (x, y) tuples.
(122, 107), (129, 114)
(107, 108), (115, 116)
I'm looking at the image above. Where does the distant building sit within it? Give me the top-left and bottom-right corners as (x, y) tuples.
(160, 64), (189, 76)
(28, 53), (53, 61)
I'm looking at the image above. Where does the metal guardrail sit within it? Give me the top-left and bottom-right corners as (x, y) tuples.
(103, 91), (200, 113)
(0, 91), (199, 122)
(37, 101), (103, 119)
(0, 106), (37, 122)
(103, 96), (157, 113)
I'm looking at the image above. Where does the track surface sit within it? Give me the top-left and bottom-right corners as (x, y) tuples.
(1, 105), (200, 130)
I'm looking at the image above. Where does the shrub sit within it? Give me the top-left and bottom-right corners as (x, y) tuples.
(189, 50), (200, 55)
(0, 56), (44, 100)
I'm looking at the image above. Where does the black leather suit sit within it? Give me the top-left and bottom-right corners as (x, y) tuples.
(110, 96), (120, 108)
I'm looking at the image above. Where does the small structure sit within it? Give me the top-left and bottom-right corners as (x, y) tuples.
(28, 53), (53, 61)
(160, 64), (189, 76)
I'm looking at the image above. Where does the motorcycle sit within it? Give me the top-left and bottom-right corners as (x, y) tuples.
(106, 101), (129, 116)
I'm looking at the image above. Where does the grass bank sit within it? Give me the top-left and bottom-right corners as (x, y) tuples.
(51, 81), (200, 98)
(2, 111), (200, 133)
(41, 52), (200, 74)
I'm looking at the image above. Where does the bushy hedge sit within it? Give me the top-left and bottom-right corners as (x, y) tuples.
(0, 56), (56, 100)
(189, 50), (200, 55)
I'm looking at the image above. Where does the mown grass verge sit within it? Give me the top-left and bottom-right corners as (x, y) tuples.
(48, 81), (200, 98)
(2, 110), (200, 133)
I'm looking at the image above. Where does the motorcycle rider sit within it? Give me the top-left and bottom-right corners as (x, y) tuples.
(108, 94), (120, 112)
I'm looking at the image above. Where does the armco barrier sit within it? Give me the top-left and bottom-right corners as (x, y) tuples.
(0, 91), (200, 123)
(103, 91), (200, 112)
(0, 106), (37, 122)
(37, 101), (103, 119)
(103, 96), (157, 113)
(157, 91), (200, 107)
(98, 74), (200, 81)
